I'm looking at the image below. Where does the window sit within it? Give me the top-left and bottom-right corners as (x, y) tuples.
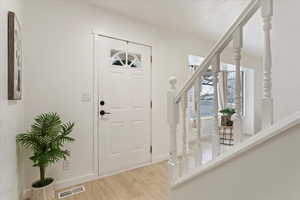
(127, 52), (142, 68)
(111, 49), (126, 66)
(111, 50), (142, 68)
(227, 71), (244, 112)
(188, 56), (245, 118)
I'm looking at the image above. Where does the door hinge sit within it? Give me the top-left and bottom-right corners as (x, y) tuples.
(150, 145), (153, 154)
(150, 101), (152, 109)
(150, 56), (153, 63)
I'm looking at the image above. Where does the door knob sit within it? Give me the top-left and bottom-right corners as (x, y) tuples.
(100, 110), (112, 116)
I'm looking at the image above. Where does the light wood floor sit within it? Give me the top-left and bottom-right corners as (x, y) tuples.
(57, 162), (168, 200)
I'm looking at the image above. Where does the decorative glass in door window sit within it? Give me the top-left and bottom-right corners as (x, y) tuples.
(111, 49), (126, 66)
(127, 52), (142, 68)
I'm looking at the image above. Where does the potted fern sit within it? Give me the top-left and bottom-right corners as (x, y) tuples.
(220, 108), (235, 126)
(16, 113), (75, 200)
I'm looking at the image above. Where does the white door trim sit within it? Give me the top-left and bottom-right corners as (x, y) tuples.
(92, 32), (153, 177)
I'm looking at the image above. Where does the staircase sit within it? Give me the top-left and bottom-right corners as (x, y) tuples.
(171, 112), (300, 200)
(165, 0), (300, 198)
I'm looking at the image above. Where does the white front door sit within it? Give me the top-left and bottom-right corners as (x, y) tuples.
(95, 36), (152, 176)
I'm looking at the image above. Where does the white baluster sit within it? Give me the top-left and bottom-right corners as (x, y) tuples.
(212, 55), (221, 158)
(180, 94), (188, 175)
(194, 77), (202, 166)
(261, 0), (274, 129)
(232, 27), (243, 144)
(167, 77), (179, 183)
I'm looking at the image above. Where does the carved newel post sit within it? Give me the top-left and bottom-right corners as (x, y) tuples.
(167, 77), (179, 183)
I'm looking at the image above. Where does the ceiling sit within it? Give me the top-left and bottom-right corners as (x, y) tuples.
(86, 0), (263, 57)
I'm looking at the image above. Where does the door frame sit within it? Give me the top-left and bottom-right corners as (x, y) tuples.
(92, 32), (153, 177)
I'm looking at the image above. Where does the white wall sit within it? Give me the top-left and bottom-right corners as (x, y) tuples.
(273, 0), (300, 121)
(172, 120), (300, 200)
(22, 0), (262, 191)
(0, 0), (24, 199)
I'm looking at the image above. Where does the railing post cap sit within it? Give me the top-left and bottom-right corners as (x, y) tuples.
(169, 76), (177, 86)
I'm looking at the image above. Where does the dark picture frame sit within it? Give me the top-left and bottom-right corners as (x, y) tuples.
(8, 11), (22, 100)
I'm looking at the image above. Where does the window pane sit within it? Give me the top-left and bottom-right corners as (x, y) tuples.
(227, 72), (235, 108)
(187, 55), (245, 119)
(227, 71), (244, 114)
(128, 52), (142, 68)
(193, 71), (244, 118)
(111, 49), (126, 66)
(200, 72), (214, 117)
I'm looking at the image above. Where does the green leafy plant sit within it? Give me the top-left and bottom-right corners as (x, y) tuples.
(16, 112), (75, 188)
(220, 108), (236, 117)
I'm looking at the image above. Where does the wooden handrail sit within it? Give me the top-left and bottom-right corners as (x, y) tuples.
(175, 0), (261, 103)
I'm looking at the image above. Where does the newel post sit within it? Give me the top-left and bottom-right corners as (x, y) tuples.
(261, 0), (274, 129)
(167, 76), (179, 183)
(233, 26), (243, 144)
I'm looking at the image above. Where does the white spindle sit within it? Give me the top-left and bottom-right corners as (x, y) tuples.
(180, 94), (188, 175)
(212, 55), (221, 158)
(261, 0), (274, 129)
(233, 27), (243, 144)
(194, 77), (202, 166)
(167, 77), (179, 183)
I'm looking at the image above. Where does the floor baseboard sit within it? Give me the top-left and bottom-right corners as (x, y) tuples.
(152, 154), (169, 164)
(55, 173), (98, 189)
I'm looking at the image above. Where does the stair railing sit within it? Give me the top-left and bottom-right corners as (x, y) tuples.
(167, 0), (273, 184)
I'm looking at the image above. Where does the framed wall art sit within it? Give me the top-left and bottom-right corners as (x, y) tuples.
(8, 11), (22, 100)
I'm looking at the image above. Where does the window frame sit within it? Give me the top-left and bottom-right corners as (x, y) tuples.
(188, 65), (246, 119)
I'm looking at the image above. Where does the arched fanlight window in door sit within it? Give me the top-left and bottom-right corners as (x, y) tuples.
(127, 52), (142, 68)
(111, 49), (126, 66)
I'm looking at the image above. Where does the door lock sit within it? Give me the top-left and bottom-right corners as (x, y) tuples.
(100, 100), (105, 106)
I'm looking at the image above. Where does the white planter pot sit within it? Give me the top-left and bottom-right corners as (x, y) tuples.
(31, 179), (55, 200)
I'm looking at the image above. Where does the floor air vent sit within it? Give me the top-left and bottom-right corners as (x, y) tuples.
(58, 185), (85, 199)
